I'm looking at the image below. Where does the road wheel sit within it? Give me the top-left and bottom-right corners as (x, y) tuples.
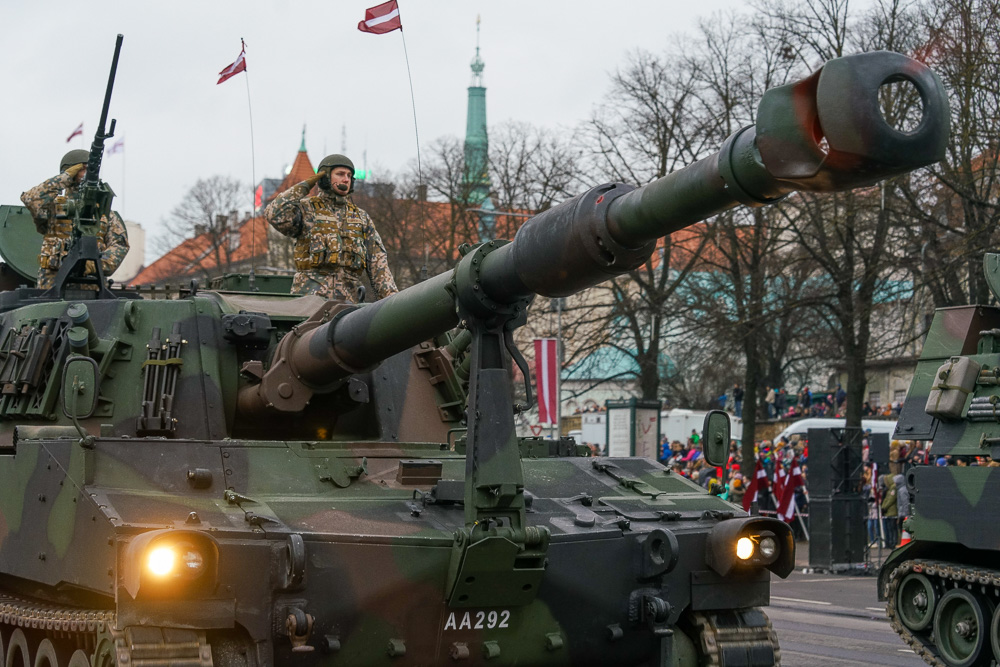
(33, 639), (72, 667)
(896, 573), (937, 632)
(5, 629), (32, 667)
(933, 588), (990, 667)
(66, 651), (90, 667)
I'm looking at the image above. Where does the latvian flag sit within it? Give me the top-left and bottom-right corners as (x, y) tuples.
(358, 0), (402, 34)
(217, 41), (247, 85)
(775, 457), (804, 523)
(534, 338), (559, 425)
(742, 459), (769, 513)
(66, 123), (83, 143)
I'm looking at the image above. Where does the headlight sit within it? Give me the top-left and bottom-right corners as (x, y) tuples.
(736, 537), (754, 560)
(147, 547), (175, 576)
(123, 529), (219, 599)
(759, 536), (777, 559)
(145, 540), (206, 580)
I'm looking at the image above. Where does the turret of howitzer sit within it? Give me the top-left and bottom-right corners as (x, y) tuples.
(238, 50), (949, 417)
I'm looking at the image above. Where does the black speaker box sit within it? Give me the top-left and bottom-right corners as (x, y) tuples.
(808, 496), (868, 569)
(807, 427), (865, 496)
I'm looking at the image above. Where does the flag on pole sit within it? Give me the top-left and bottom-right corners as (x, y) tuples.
(106, 138), (124, 155)
(217, 41), (247, 85)
(775, 456), (804, 522)
(742, 459), (769, 513)
(534, 338), (558, 424)
(358, 0), (402, 34)
(66, 123), (83, 143)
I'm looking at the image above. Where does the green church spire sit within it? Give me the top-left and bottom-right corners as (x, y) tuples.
(299, 124), (307, 153)
(464, 15), (492, 224)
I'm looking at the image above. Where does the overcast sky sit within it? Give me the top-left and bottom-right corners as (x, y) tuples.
(1, 0), (741, 261)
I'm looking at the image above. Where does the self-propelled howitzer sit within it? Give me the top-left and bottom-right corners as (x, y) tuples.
(0, 50), (947, 667)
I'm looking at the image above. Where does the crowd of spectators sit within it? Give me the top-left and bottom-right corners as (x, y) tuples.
(655, 428), (984, 548)
(718, 383), (905, 420)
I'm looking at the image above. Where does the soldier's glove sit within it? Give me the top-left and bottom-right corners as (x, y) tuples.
(64, 164), (85, 180)
(303, 169), (327, 189)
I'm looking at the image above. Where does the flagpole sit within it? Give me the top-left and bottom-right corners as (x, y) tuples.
(241, 39), (258, 289)
(395, 3), (427, 277)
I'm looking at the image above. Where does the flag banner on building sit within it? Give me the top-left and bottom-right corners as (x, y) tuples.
(358, 0), (402, 34)
(774, 456), (804, 523)
(534, 338), (558, 425)
(742, 459), (769, 513)
(217, 41), (247, 85)
(106, 138), (124, 155)
(66, 123), (83, 143)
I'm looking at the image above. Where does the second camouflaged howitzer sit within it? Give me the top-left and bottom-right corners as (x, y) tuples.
(0, 50), (948, 667)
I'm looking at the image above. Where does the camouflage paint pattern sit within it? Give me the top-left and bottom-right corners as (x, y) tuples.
(20, 172), (129, 288)
(265, 181), (397, 302)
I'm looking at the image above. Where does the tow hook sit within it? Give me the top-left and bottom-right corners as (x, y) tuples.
(286, 608), (315, 652)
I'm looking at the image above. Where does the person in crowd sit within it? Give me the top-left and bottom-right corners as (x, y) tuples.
(881, 474), (899, 547)
(894, 473), (909, 542)
(863, 464), (881, 547)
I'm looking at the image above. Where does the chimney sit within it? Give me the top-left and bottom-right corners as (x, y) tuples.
(416, 184), (428, 201)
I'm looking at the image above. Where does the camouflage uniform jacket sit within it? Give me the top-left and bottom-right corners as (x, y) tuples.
(265, 181), (398, 302)
(20, 172), (130, 289)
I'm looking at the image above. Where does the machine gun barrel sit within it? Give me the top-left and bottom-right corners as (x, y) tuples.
(241, 51), (949, 414)
(84, 34), (122, 194)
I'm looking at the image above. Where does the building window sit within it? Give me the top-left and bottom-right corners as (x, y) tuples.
(893, 390), (907, 404)
(869, 391), (881, 407)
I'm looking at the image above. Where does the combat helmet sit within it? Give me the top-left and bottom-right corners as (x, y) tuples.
(60, 149), (89, 173)
(317, 154), (356, 194)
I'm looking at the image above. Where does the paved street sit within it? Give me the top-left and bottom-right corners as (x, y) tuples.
(767, 542), (924, 667)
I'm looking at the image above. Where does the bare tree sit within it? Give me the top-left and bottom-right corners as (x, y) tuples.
(158, 175), (250, 284)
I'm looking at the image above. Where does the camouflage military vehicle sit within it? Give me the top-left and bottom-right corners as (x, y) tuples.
(0, 38), (948, 667)
(881, 272), (1000, 658)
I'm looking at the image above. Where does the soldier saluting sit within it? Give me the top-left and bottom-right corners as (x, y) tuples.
(20, 149), (129, 289)
(265, 153), (397, 302)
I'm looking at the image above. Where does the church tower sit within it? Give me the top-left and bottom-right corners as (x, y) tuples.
(463, 16), (494, 236)
(463, 16), (488, 201)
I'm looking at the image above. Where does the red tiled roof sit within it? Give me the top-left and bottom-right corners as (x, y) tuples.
(275, 150), (316, 198)
(132, 143), (317, 286)
(129, 216), (269, 285)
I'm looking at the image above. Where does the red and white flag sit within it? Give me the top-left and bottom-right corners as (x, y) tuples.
(106, 138), (124, 155)
(66, 123), (83, 143)
(775, 456), (804, 522)
(534, 338), (559, 424)
(742, 459), (769, 513)
(358, 0), (402, 34)
(217, 41), (247, 85)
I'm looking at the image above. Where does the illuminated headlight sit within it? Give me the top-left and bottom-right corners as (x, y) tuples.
(736, 537), (754, 560)
(145, 541), (206, 580)
(147, 546), (175, 576)
(123, 529), (219, 599)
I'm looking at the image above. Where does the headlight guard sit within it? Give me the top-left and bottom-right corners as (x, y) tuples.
(704, 517), (794, 578)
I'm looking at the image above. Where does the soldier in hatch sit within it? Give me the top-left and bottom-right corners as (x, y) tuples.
(264, 154), (397, 302)
(20, 149), (129, 289)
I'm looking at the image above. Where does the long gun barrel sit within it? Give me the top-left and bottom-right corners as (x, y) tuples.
(239, 51), (949, 414)
(80, 33), (123, 223)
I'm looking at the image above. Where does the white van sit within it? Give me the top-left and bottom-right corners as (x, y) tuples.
(773, 418), (897, 444)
